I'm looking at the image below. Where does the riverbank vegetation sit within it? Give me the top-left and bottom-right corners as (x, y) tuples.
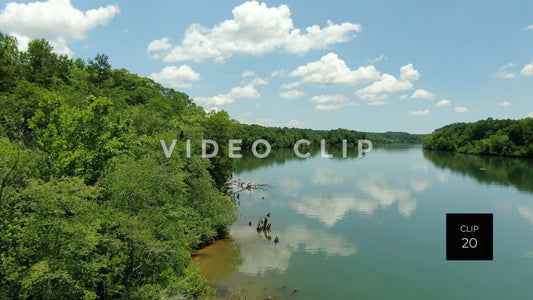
(423, 118), (533, 158)
(0, 32), (424, 299)
(0, 32), (236, 299)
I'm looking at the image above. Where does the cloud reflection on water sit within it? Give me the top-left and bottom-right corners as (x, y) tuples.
(230, 224), (357, 276)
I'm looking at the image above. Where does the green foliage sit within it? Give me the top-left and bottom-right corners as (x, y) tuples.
(0, 31), (424, 299)
(423, 118), (533, 157)
(0, 32), (233, 299)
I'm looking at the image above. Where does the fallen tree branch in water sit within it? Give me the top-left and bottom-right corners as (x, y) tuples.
(224, 179), (271, 195)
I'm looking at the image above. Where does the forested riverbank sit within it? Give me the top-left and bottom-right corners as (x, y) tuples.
(423, 118), (533, 158)
(0, 32), (424, 299)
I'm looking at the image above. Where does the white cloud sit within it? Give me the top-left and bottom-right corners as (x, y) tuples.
(257, 118), (274, 126)
(315, 104), (343, 110)
(271, 69), (287, 77)
(250, 77), (268, 85)
(311, 94), (348, 103)
(285, 119), (303, 127)
(358, 93), (389, 101)
(494, 62), (533, 78)
(435, 99), (451, 107)
(500, 101), (512, 107)
(310, 95), (358, 110)
(356, 73), (414, 100)
(411, 89), (436, 100)
(524, 24), (533, 31)
(367, 54), (387, 64)
(290, 53), (380, 86)
(281, 81), (301, 89)
(147, 37), (172, 53)
(148, 65), (200, 88)
(400, 63), (421, 81)
(195, 84), (260, 105)
(520, 62), (533, 76)
(0, 0), (119, 56)
(399, 94), (409, 100)
(279, 90), (305, 99)
(409, 109), (430, 116)
(454, 106), (468, 113)
(368, 100), (387, 106)
(527, 112), (533, 118)
(494, 63), (518, 78)
(149, 1), (362, 63)
(241, 70), (255, 77)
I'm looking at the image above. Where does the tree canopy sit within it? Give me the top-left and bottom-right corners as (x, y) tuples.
(423, 118), (533, 157)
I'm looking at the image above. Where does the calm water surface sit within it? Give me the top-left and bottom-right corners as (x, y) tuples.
(193, 145), (533, 299)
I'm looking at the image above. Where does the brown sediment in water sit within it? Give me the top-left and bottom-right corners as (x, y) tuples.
(192, 237), (242, 283)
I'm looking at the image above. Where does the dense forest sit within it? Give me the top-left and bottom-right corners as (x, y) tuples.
(0, 32), (424, 299)
(0, 32), (238, 299)
(236, 124), (427, 149)
(423, 118), (533, 157)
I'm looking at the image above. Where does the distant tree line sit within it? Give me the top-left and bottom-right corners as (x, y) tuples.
(423, 118), (533, 157)
(236, 124), (427, 149)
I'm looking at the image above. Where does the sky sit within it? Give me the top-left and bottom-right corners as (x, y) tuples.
(0, 0), (532, 133)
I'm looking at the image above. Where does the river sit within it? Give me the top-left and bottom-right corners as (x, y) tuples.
(192, 145), (533, 299)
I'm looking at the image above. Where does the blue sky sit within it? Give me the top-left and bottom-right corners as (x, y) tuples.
(1, 0), (532, 133)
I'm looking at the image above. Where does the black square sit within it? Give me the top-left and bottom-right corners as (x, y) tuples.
(446, 213), (493, 260)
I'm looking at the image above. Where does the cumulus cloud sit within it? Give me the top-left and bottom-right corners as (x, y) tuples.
(454, 106), (468, 113)
(148, 65), (200, 88)
(241, 70), (255, 77)
(368, 100), (387, 106)
(195, 84), (260, 105)
(494, 63), (519, 78)
(411, 89), (436, 100)
(286, 119), (304, 127)
(250, 77), (268, 86)
(435, 99), (451, 107)
(521, 63), (533, 76)
(0, 0), (119, 56)
(409, 109), (430, 116)
(310, 94), (358, 110)
(367, 54), (387, 64)
(257, 118), (274, 126)
(524, 24), (533, 31)
(289, 53), (380, 85)
(494, 62), (533, 78)
(279, 90), (305, 99)
(355, 72), (415, 100)
(500, 101), (512, 107)
(400, 63), (421, 81)
(271, 69), (287, 77)
(281, 81), (301, 89)
(147, 37), (172, 53)
(148, 1), (362, 63)
(311, 94), (348, 103)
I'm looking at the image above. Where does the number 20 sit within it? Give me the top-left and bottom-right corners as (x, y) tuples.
(461, 237), (478, 248)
